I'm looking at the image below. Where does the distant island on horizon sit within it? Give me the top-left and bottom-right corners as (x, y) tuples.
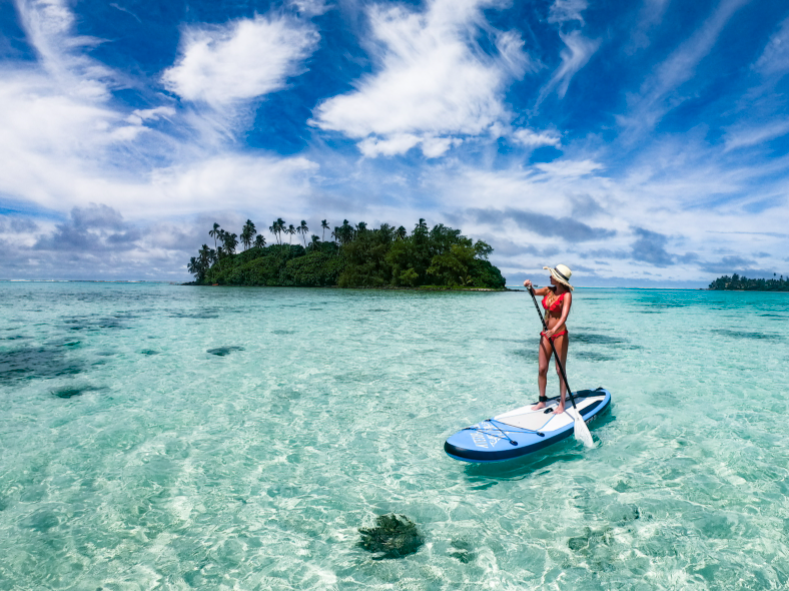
(708, 273), (789, 291)
(187, 218), (506, 290)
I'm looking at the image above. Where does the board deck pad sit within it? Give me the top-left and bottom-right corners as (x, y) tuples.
(444, 389), (612, 463)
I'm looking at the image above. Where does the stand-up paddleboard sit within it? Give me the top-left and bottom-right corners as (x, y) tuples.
(444, 388), (611, 463)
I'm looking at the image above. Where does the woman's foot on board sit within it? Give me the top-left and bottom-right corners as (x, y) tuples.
(531, 396), (548, 410)
(553, 404), (565, 414)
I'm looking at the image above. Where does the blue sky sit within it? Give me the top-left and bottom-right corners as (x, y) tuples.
(1, 0), (788, 286)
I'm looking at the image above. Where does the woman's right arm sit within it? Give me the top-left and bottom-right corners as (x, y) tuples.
(523, 280), (549, 295)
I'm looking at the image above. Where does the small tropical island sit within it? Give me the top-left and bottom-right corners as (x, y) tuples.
(708, 273), (789, 291)
(187, 218), (506, 289)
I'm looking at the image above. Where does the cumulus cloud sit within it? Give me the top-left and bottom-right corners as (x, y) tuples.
(1, 0), (322, 224)
(311, 0), (531, 157)
(570, 193), (605, 217)
(700, 255), (758, 274)
(0, 215), (39, 233)
(630, 227), (673, 267)
(34, 204), (139, 251)
(162, 15), (319, 106)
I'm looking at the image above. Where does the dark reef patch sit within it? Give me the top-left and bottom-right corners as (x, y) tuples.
(62, 316), (128, 331)
(359, 514), (423, 560)
(575, 351), (617, 362)
(572, 333), (627, 346)
(712, 329), (781, 341)
(52, 384), (100, 399)
(0, 346), (85, 384)
(512, 348), (540, 361)
(207, 346), (245, 356)
(140, 349), (159, 356)
(448, 539), (474, 563)
(4, 335), (31, 341)
(169, 310), (220, 319)
(271, 329), (296, 335)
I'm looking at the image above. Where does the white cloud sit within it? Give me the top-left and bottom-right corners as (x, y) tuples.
(754, 16), (789, 77)
(547, 0), (588, 25)
(125, 106), (176, 126)
(627, 0), (671, 53)
(540, 31), (599, 101)
(289, 0), (331, 17)
(512, 128), (561, 148)
(311, 0), (531, 157)
(534, 158), (602, 177)
(162, 15), (319, 106)
(724, 118), (789, 152)
(1, 2), (321, 222)
(618, 0), (749, 137)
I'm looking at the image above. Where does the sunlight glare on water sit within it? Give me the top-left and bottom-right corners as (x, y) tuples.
(1, 283), (788, 590)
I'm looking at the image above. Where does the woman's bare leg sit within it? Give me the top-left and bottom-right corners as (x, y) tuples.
(553, 333), (569, 413)
(532, 336), (552, 409)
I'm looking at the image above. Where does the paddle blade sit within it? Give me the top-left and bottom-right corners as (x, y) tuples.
(572, 412), (595, 448)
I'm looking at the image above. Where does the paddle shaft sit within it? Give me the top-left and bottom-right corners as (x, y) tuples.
(527, 286), (579, 412)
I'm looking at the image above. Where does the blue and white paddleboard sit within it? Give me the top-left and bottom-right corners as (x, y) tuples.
(444, 388), (612, 463)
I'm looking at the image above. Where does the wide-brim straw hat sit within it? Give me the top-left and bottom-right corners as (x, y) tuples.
(543, 264), (574, 291)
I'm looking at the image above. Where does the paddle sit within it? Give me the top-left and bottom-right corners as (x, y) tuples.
(527, 285), (594, 448)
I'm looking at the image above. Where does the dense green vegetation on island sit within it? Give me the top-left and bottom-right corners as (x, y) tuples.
(187, 218), (506, 289)
(708, 273), (789, 291)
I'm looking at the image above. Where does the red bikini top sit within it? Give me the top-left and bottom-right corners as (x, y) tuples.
(542, 291), (567, 312)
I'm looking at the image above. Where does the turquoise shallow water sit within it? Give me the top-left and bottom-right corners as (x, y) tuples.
(2, 283), (789, 590)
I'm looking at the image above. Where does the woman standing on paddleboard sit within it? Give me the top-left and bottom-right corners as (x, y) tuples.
(523, 264), (574, 414)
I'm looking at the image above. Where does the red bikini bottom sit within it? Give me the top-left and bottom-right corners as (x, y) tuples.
(541, 329), (568, 341)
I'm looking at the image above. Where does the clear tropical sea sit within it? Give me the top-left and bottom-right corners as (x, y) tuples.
(1, 282), (789, 590)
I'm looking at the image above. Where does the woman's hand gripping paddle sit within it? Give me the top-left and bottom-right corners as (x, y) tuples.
(527, 286), (595, 448)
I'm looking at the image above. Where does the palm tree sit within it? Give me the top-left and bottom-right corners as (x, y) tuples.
(287, 224), (296, 245)
(297, 220), (309, 247)
(241, 220), (256, 250)
(333, 219), (354, 245)
(223, 232), (238, 255)
(199, 244), (212, 267)
(321, 219), (329, 240)
(254, 234), (266, 249)
(309, 234), (320, 251)
(209, 223), (221, 250)
(187, 256), (199, 277)
(269, 223), (278, 245)
(273, 217), (286, 245)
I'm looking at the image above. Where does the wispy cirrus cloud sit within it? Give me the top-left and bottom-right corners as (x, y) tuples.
(311, 0), (532, 158)
(547, 0), (588, 25)
(619, 0), (750, 138)
(754, 16), (789, 77)
(626, 0), (671, 53)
